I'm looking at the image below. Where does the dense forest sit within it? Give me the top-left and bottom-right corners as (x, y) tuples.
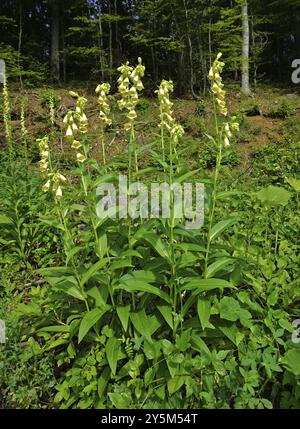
(1, 0), (300, 92)
(0, 0), (300, 413)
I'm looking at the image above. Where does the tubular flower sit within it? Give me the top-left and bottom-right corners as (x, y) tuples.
(20, 101), (28, 139)
(48, 173), (67, 198)
(222, 118), (240, 147)
(37, 136), (50, 175)
(156, 80), (184, 143)
(63, 92), (88, 162)
(208, 53), (228, 117)
(117, 57), (145, 131)
(95, 82), (112, 127)
(208, 54), (240, 147)
(37, 136), (67, 197)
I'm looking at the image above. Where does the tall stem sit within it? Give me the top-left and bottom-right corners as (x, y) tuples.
(204, 102), (223, 278)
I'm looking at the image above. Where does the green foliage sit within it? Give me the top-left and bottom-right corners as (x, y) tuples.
(0, 59), (299, 410)
(136, 98), (150, 113)
(0, 296), (55, 408)
(267, 100), (294, 119)
(252, 141), (300, 185)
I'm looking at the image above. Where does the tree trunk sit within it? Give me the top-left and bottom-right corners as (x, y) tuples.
(18, 0), (23, 89)
(183, 0), (199, 99)
(50, 0), (60, 83)
(61, 0), (66, 83)
(108, 0), (113, 84)
(241, 0), (250, 95)
(114, 0), (121, 66)
(97, 1), (105, 81)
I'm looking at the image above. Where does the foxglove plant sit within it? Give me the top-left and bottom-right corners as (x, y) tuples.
(63, 92), (88, 164)
(117, 58), (145, 177)
(95, 82), (112, 165)
(204, 53), (239, 277)
(2, 77), (13, 171)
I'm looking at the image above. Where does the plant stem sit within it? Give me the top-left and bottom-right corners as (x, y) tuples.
(204, 102), (223, 278)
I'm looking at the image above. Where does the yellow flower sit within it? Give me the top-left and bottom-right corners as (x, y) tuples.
(127, 110), (137, 121)
(209, 53), (228, 117)
(66, 126), (73, 137)
(55, 186), (63, 198)
(117, 58), (145, 130)
(76, 153), (86, 163)
(69, 91), (79, 98)
(224, 136), (230, 147)
(71, 140), (82, 149)
(224, 123), (232, 138)
(42, 180), (50, 193)
(96, 82), (112, 127)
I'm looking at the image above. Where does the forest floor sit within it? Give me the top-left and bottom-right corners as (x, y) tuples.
(3, 84), (300, 167)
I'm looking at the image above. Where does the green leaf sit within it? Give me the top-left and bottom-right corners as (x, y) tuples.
(256, 185), (291, 207)
(130, 310), (153, 343)
(78, 307), (110, 343)
(209, 218), (239, 242)
(181, 278), (233, 293)
(219, 296), (252, 327)
(120, 270), (160, 283)
(108, 392), (131, 408)
(80, 258), (110, 287)
(109, 259), (133, 271)
(217, 190), (243, 199)
(206, 257), (235, 278)
(98, 367), (110, 398)
(116, 305), (131, 331)
(45, 338), (69, 351)
(105, 337), (121, 376)
(191, 335), (211, 359)
(167, 375), (186, 395)
(218, 321), (242, 346)
(0, 215), (13, 225)
(52, 277), (87, 301)
(37, 325), (70, 333)
(282, 349), (300, 376)
(176, 243), (206, 253)
(114, 279), (171, 304)
(142, 233), (172, 264)
(285, 177), (300, 192)
(86, 286), (107, 308)
(38, 266), (74, 277)
(157, 305), (173, 329)
(66, 246), (85, 264)
(197, 297), (212, 330)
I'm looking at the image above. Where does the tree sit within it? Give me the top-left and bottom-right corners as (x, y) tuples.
(241, 0), (250, 95)
(50, 0), (60, 82)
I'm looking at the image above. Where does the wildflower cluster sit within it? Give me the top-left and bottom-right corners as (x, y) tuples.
(20, 100), (28, 140)
(63, 92), (88, 163)
(37, 136), (66, 198)
(208, 52), (227, 117)
(223, 119), (239, 147)
(95, 83), (112, 127)
(208, 53), (239, 147)
(49, 94), (55, 126)
(37, 136), (50, 174)
(156, 80), (184, 143)
(117, 57), (145, 131)
(3, 78), (12, 143)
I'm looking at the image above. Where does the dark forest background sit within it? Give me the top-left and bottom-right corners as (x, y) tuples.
(1, 0), (300, 93)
